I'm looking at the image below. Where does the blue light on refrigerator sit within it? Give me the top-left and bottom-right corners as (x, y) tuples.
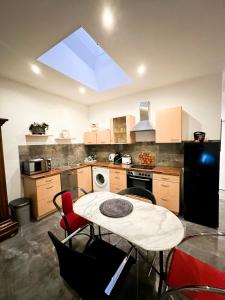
(199, 152), (216, 166)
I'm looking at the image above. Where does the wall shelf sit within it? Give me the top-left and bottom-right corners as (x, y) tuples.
(25, 134), (53, 137)
(55, 137), (76, 144)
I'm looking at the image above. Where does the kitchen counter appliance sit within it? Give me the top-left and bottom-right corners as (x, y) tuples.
(109, 153), (116, 162)
(60, 170), (78, 199)
(114, 152), (122, 165)
(127, 169), (153, 191)
(122, 154), (132, 165)
(23, 158), (51, 175)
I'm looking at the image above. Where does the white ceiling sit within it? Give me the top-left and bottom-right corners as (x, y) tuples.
(1, 0), (225, 105)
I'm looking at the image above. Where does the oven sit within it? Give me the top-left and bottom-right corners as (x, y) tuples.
(127, 170), (152, 191)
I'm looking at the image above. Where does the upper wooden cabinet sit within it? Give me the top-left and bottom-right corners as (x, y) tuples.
(156, 106), (182, 143)
(83, 131), (97, 144)
(96, 130), (111, 144)
(110, 115), (136, 144)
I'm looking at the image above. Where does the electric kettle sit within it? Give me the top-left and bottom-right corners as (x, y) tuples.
(109, 153), (116, 162)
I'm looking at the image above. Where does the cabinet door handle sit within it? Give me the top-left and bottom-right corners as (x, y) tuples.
(161, 177), (169, 180)
(129, 176), (149, 182)
(46, 186), (54, 189)
(161, 198), (168, 201)
(114, 176), (120, 179)
(161, 184), (169, 187)
(45, 179), (53, 182)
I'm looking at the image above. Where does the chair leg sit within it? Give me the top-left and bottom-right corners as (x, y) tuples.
(98, 226), (102, 239)
(68, 232), (73, 248)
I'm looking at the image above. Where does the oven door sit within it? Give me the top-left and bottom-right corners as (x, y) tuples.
(127, 174), (152, 191)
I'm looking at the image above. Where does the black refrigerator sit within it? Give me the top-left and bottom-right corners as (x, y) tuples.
(183, 141), (220, 228)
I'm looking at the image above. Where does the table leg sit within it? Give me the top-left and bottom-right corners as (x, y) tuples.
(158, 251), (164, 296)
(136, 248), (139, 300)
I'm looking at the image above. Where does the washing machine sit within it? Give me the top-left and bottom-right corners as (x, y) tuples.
(93, 167), (110, 192)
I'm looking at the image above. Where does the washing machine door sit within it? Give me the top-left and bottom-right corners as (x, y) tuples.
(95, 172), (107, 187)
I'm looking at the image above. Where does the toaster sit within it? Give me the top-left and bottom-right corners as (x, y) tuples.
(122, 154), (132, 165)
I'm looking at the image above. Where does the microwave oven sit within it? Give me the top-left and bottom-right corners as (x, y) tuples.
(23, 158), (51, 175)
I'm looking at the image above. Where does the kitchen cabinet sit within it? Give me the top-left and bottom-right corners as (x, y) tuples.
(96, 130), (111, 144)
(110, 115), (136, 144)
(83, 131), (97, 144)
(23, 174), (61, 220)
(109, 169), (127, 193)
(76, 166), (92, 197)
(153, 173), (180, 214)
(156, 106), (182, 143)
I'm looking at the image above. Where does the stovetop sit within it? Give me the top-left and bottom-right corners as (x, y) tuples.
(131, 164), (155, 170)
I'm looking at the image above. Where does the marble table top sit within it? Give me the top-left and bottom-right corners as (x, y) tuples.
(74, 191), (185, 251)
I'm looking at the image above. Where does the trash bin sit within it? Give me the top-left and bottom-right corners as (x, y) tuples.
(9, 198), (31, 226)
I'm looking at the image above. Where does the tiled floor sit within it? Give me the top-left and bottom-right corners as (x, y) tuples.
(1, 197), (225, 300)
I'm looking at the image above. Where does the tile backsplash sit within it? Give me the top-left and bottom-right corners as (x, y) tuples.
(88, 142), (184, 167)
(18, 142), (184, 168)
(19, 144), (88, 169)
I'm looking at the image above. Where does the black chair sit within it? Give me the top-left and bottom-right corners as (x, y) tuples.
(48, 227), (135, 300)
(118, 187), (156, 204)
(118, 187), (157, 279)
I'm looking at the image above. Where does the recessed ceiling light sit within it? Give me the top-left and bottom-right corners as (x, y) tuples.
(102, 6), (114, 30)
(137, 64), (146, 76)
(79, 87), (86, 94)
(31, 64), (41, 75)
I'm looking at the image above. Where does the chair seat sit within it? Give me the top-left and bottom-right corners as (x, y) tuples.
(60, 212), (88, 233)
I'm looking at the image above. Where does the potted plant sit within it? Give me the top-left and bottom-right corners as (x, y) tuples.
(29, 122), (49, 135)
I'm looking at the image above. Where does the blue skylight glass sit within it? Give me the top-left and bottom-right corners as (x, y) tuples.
(37, 27), (131, 91)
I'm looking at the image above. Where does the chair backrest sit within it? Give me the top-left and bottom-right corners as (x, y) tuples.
(62, 191), (73, 214)
(164, 233), (225, 300)
(48, 231), (96, 297)
(118, 187), (156, 204)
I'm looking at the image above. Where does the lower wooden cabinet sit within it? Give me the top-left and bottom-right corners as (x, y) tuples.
(23, 174), (61, 220)
(76, 166), (92, 197)
(109, 169), (127, 193)
(153, 173), (180, 214)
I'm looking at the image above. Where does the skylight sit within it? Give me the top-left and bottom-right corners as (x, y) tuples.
(37, 27), (131, 92)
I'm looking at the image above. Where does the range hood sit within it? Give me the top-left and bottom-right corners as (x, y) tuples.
(131, 101), (155, 132)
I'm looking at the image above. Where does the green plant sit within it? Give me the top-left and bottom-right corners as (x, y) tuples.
(29, 122), (49, 135)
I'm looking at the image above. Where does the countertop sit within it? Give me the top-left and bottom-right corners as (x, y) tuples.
(22, 162), (181, 180)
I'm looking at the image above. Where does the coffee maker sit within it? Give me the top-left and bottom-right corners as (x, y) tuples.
(113, 152), (122, 165)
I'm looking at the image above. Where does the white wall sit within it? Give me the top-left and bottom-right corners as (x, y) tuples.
(89, 73), (222, 141)
(0, 76), (89, 201)
(219, 73), (225, 191)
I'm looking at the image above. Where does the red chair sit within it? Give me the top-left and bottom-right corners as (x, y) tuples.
(160, 232), (225, 299)
(53, 188), (93, 247)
